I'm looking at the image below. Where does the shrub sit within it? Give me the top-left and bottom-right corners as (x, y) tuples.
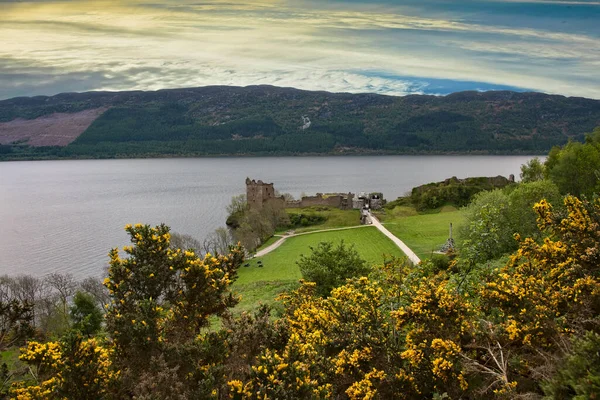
(297, 241), (370, 297)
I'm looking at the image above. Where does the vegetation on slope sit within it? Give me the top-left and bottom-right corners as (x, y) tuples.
(1, 85), (600, 159)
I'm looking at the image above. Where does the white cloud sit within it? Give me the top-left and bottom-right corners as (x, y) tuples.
(0, 0), (598, 99)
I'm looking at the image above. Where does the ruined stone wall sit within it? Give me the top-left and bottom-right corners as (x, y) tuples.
(299, 194), (343, 208)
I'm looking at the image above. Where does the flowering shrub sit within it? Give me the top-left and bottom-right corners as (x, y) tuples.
(12, 334), (116, 399)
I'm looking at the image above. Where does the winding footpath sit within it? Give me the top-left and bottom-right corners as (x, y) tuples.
(253, 214), (421, 265)
(253, 225), (369, 258)
(366, 213), (421, 265)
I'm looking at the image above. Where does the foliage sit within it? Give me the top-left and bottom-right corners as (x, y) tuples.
(542, 331), (600, 399)
(284, 207), (361, 234)
(505, 179), (561, 240)
(0, 299), (33, 351)
(297, 241), (370, 297)
(229, 202), (288, 252)
(460, 180), (561, 264)
(2, 87), (599, 160)
(104, 223), (244, 393)
(69, 291), (103, 336)
(520, 157), (545, 183)
(12, 334), (115, 399)
(287, 212), (327, 228)
(460, 190), (514, 264)
(545, 126), (600, 197)
(226, 194), (247, 219)
(5, 190), (600, 398)
(477, 196), (600, 396)
(408, 176), (513, 211)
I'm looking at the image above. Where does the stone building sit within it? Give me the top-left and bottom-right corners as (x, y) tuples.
(246, 178), (285, 210)
(246, 178), (381, 211)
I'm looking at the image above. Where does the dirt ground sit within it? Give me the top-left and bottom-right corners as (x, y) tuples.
(0, 107), (107, 147)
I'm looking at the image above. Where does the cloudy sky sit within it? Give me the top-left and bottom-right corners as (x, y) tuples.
(0, 0), (599, 100)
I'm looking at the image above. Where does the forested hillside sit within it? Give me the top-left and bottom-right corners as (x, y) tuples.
(1, 85), (599, 159)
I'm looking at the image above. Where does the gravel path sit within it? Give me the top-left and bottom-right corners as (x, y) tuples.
(253, 216), (421, 265)
(367, 213), (421, 264)
(253, 225), (370, 258)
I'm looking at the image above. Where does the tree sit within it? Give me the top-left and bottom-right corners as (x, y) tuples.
(202, 227), (235, 256)
(460, 190), (513, 264)
(104, 223), (244, 395)
(70, 291), (103, 336)
(297, 240), (370, 297)
(520, 157), (545, 183)
(80, 276), (110, 313)
(170, 232), (202, 252)
(506, 180), (561, 240)
(0, 298), (33, 350)
(5, 275), (47, 330)
(226, 194), (247, 216)
(545, 127), (600, 197)
(45, 273), (77, 336)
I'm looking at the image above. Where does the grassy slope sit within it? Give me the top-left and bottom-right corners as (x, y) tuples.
(382, 208), (465, 260)
(232, 226), (403, 312)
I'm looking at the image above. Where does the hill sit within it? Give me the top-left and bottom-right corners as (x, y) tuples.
(1, 85), (599, 159)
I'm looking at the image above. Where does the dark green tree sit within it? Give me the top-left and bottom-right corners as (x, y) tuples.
(520, 157), (545, 183)
(545, 127), (600, 198)
(297, 240), (370, 297)
(70, 291), (103, 336)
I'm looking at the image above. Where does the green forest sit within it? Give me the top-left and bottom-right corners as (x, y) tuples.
(1, 86), (599, 160)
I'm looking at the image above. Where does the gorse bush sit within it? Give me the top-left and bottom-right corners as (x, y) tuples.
(6, 194), (600, 399)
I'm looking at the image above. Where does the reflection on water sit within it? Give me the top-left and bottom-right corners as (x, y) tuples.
(0, 155), (536, 278)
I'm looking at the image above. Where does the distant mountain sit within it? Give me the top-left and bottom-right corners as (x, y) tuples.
(1, 85), (599, 160)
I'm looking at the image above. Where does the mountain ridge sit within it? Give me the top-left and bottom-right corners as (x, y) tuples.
(1, 85), (599, 160)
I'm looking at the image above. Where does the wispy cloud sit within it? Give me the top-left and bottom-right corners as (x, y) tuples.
(0, 0), (598, 99)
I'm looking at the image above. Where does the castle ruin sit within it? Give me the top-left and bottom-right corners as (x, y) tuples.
(246, 178), (383, 211)
(245, 178), (285, 210)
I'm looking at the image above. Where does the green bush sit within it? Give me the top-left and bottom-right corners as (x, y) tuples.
(297, 241), (370, 297)
(542, 331), (600, 399)
(287, 213), (327, 228)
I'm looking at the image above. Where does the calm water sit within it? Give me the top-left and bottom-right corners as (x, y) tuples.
(0, 156), (536, 278)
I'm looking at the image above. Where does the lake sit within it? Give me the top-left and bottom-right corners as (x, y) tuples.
(0, 155), (537, 278)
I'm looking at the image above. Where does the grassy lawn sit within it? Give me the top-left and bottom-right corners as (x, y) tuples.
(382, 208), (465, 261)
(280, 207), (361, 234)
(230, 226), (403, 313)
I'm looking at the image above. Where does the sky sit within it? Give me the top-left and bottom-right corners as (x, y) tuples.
(0, 0), (599, 100)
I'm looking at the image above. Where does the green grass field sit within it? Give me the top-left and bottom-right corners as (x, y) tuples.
(231, 226), (404, 312)
(382, 208), (465, 260)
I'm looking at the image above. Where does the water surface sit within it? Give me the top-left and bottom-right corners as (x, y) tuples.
(0, 156), (536, 278)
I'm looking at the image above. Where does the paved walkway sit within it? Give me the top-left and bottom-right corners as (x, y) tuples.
(367, 213), (421, 265)
(253, 225), (369, 257)
(253, 217), (421, 265)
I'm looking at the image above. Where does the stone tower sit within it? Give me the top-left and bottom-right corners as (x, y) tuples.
(246, 178), (277, 210)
